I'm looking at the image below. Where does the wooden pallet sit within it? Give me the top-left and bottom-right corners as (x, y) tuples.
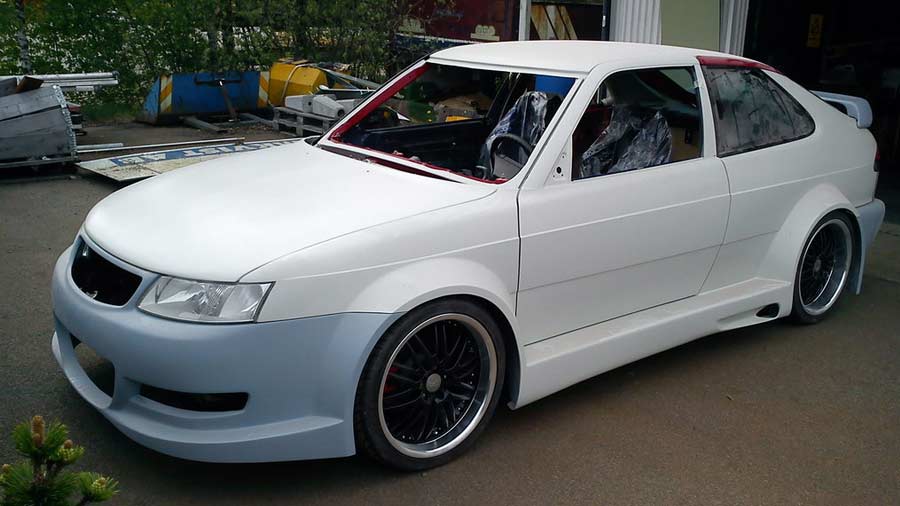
(273, 106), (336, 136)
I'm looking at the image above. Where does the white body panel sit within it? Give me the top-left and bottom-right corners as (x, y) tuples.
(701, 72), (878, 293)
(517, 157), (729, 342)
(516, 278), (790, 407)
(73, 42), (883, 430)
(247, 188), (521, 325)
(84, 141), (494, 282)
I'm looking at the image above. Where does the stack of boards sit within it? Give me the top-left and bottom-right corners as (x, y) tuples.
(0, 77), (77, 169)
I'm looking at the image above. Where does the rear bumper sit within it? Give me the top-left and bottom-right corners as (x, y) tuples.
(51, 237), (399, 462)
(853, 198), (885, 293)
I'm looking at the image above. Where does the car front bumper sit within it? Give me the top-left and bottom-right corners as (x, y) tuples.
(51, 237), (399, 462)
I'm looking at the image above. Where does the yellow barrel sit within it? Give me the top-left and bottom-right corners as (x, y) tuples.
(267, 61), (328, 107)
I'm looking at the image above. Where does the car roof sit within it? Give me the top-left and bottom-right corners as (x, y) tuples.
(430, 40), (747, 74)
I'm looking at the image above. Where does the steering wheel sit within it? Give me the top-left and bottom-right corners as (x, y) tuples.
(487, 133), (534, 179)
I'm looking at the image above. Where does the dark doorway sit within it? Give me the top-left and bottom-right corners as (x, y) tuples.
(745, 0), (900, 220)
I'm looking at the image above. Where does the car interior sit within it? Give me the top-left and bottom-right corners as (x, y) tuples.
(572, 67), (703, 179)
(335, 64), (572, 181)
(332, 64), (701, 183)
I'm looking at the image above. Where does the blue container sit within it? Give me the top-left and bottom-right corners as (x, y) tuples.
(139, 71), (264, 124)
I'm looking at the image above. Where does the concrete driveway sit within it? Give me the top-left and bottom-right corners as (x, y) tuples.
(1, 172), (898, 505)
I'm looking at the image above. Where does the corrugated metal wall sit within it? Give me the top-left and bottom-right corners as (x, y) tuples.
(719, 0), (749, 55)
(609, 0), (748, 54)
(610, 0), (661, 44)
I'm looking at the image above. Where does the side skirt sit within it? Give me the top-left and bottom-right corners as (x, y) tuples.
(511, 278), (792, 408)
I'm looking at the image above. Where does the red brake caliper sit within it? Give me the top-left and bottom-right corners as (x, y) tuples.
(383, 366), (399, 394)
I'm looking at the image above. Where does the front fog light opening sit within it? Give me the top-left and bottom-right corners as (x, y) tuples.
(138, 277), (272, 323)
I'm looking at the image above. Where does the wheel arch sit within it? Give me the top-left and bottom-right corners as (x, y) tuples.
(347, 255), (524, 409)
(449, 294), (522, 408)
(383, 293), (523, 411)
(832, 207), (864, 294)
(756, 182), (862, 314)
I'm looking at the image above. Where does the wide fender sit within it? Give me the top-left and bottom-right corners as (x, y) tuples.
(348, 255), (524, 404)
(353, 256), (517, 322)
(756, 183), (860, 304)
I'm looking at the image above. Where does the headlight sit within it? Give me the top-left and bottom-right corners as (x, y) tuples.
(138, 276), (272, 323)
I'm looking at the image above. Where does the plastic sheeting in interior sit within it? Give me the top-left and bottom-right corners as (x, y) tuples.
(578, 106), (673, 178)
(479, 91), (558, 168)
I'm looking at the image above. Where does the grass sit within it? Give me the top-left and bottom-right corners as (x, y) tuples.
(79, 101), (141, 124)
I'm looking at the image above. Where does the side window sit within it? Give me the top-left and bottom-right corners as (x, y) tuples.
(572, 66), (703, 180)
(702, 67), (815, 156)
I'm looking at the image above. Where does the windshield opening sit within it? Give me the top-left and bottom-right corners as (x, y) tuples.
(328, 63), (575, 183)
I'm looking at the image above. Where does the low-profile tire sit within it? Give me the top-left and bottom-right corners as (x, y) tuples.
(354, 298), (506, 470)
(790, 212), (855, 324)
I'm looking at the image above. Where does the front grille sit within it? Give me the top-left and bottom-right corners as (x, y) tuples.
(140, 385), (249, 412)
(71, 241), (142, 306)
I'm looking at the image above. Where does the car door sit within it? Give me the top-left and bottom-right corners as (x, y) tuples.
(516, 64), (731, 344)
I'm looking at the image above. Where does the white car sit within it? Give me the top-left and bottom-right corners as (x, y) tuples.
(51, 41), (884, 470)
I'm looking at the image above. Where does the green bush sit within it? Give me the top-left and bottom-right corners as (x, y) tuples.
(1, 0), (443, 108)
(0, 416), (118, 506)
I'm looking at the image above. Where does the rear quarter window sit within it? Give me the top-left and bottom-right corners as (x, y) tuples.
(702, 67), (815, 156)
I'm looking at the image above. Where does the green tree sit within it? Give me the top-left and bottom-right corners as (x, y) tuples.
(0, 0), (448, 106)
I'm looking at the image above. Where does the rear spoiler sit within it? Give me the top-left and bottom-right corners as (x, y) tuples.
(811, 91), (873, 128)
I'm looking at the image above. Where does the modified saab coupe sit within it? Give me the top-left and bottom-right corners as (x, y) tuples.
(52, 41), (884, 470)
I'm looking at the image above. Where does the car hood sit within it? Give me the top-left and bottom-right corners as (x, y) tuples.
(84, 142), (494, 281)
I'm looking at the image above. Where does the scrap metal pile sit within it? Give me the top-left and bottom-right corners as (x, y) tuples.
(138, 60), (378, 136)
(0, 72), (118, 169)
(0, 77), (77, 170)
(269, 60), (377, 137)
(0, 61), (376, 179)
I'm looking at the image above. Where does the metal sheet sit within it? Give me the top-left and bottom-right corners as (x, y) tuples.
(0, 73), (118, 93)
(77, 138), (303, 182)
(0, 85), (75, 165)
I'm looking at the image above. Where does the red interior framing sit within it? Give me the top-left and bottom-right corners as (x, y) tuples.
(326, 61), (508, 184)
(329, 63), (430, 141)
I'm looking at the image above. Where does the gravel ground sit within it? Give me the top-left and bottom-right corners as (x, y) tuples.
(1, 142), (898, 505)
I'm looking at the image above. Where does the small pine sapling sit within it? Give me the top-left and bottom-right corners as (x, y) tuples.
(0, 416), (118, 506)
